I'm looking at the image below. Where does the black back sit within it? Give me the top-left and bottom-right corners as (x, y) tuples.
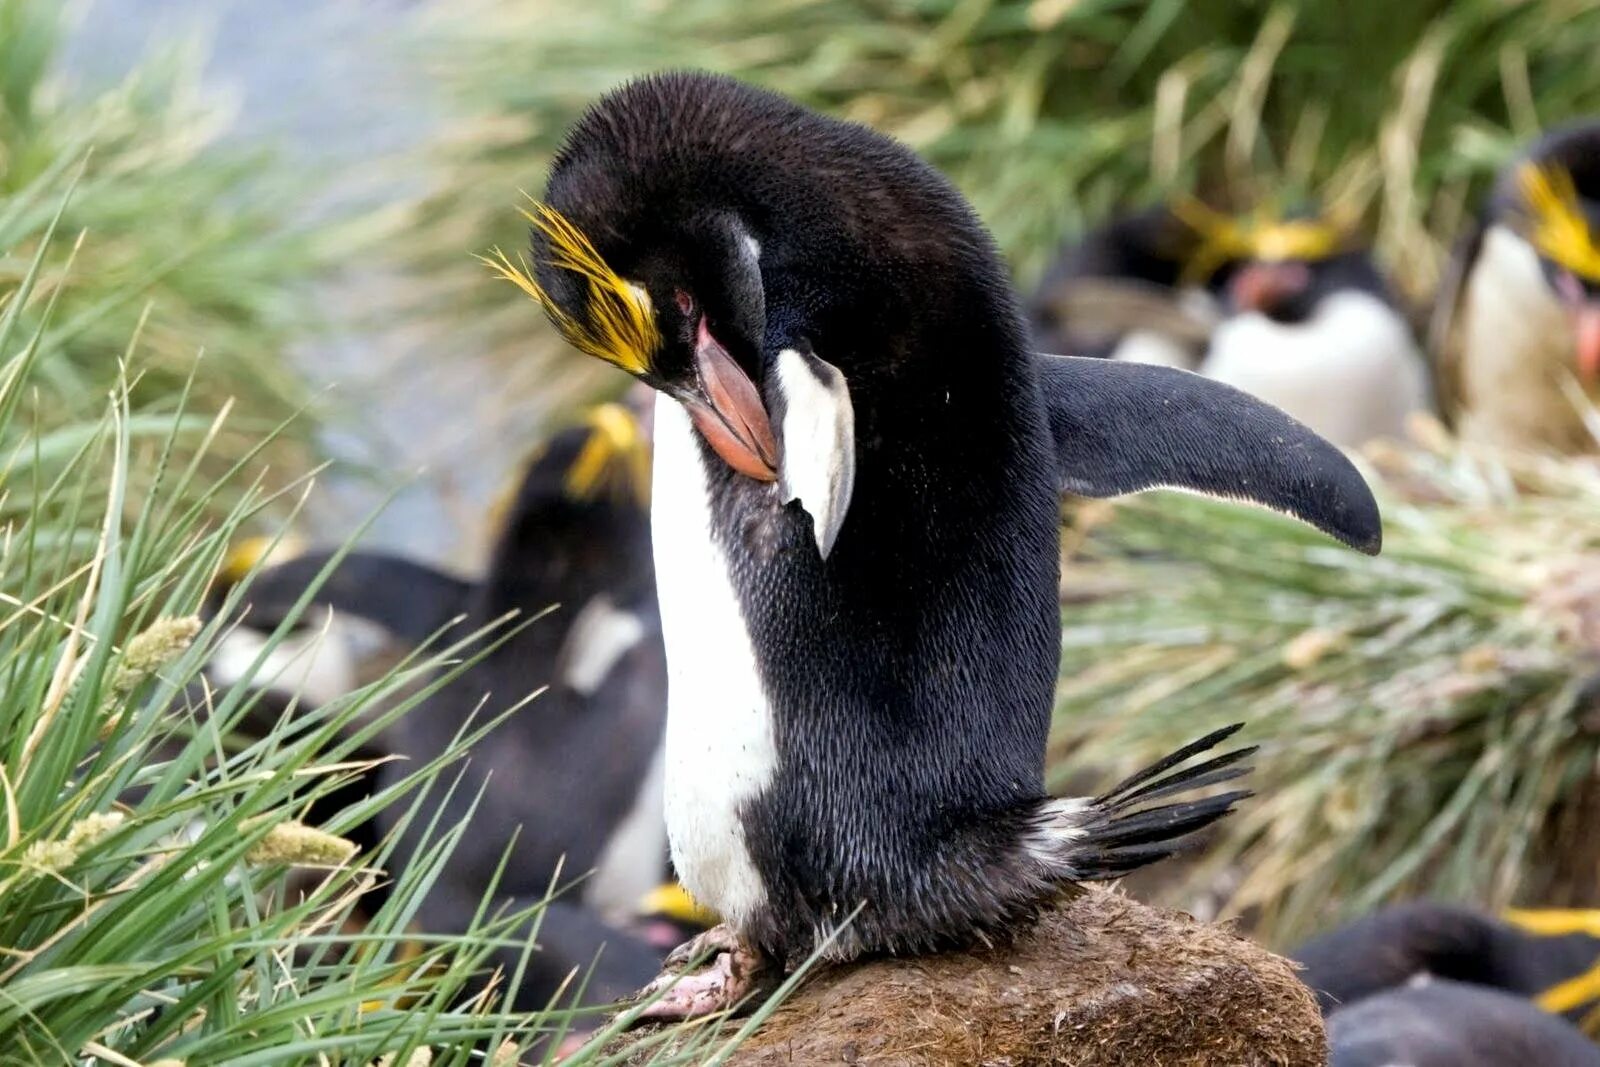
(1027, 206), (1200, 355)
(376, 421), (663, 897)
(1295, 902), (1600, 1021)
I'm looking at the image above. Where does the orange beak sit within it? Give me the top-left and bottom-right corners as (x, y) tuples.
(683, 317), (778, 482)
(1574, 303), (1600, 388)
(1228, 261), (1312, 316)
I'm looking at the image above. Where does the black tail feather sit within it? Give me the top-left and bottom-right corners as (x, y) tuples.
(1094, 723), (1247, 806)
(1062, 726), (1254, 882)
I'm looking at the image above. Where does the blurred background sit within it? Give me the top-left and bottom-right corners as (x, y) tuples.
(15, 0), (1600, 1058)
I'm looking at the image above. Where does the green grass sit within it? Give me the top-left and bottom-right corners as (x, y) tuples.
(1, 0), (362, 514)
(405, 0), (1600, 410)
(1053, 435), (1600, 947)
(0, 174), (555, 1062)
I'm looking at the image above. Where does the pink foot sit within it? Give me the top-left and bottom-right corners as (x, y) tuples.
(631, 924), (771, 1021)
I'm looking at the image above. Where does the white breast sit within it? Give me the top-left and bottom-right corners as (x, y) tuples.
(1201, 290), (1428, 449)
(1110, 328), (1199, 370)
(557, 595), (647, 696)
(650, 395), (776, 927)
(1457, 225), (1585, 451)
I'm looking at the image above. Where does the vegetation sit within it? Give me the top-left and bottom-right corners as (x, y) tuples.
(0, 0), (350, 510)
(408, 0), (1600, 408)
(1054, 431), (1600, 947)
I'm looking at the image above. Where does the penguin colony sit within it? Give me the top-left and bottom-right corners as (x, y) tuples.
(204, 71), (1600, 1057)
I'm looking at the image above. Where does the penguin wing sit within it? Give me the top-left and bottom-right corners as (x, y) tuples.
(1426, 215), (1486, 428)
(1036, 353), (1382, 554)
(238, 549), (474, 645)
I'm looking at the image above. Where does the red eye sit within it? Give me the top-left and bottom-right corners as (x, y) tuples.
(675, 289), (694, 315)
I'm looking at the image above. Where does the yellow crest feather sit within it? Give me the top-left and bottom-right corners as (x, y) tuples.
(482, 200), (660, 374)
(1173, 197), (1345, 284)
(1517, 163), (1600, 283)
(563, 402), (652, 505)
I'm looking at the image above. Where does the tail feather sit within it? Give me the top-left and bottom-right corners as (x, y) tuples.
(1095, 723), (1247, 805)
(1108, 760), (1254, 809)
(1027, 724), (1254, 882)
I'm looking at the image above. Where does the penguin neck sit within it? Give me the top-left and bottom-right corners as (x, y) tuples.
(472, 502), (654, 659)
(1459, 225), (1590, 452)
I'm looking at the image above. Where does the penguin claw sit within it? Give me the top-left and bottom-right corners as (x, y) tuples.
(629, 925), (770, 1021)
(661, 922), (742, 970)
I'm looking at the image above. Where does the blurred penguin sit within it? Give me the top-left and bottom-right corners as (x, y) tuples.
(1027, 206), (1217, 367)
(210, 403), (684, 1010)
(1029, 201), (1430, 449)
(373, 402), (674, 1011)
(1294, 902), (1600, 1031)
(1182, 201), (1432, 449)
(1327, 978), (1600, 1067)
(1435, 121), (1600, 453)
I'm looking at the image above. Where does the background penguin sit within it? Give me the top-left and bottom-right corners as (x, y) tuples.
(1326, 978), (1600, 1067)
(210, 404), (681, 1012)
(1029, 202), (1431, 449)
(1435, 120), (1600, 453)
(1189, 203), (1432, 450)
(1026, 206), (1217, 368)
(500, 70), (1382, 1018)
(1294, 902), (1600, 1030)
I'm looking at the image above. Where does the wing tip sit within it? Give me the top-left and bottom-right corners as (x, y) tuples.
(1326, 461), (1384, 556)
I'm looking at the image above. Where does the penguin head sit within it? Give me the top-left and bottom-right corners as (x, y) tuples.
(490, 73), (1007, 557)
(479, 404), (657, 610)
(502, 402), (653, 515)
(1178, 200), (1372, 324)
(1495, 122), (1600, 384)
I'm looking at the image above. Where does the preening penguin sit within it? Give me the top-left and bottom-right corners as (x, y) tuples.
(495, 71), (1381, 1017)
(1436, 121), (1600, 453)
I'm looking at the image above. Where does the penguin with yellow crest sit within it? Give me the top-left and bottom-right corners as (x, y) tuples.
(212, 403), (698, 1010)
(1029, 199), (1431, 450)
(1435, 122), (1600, 453)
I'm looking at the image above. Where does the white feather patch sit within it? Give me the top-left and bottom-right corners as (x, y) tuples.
(1111, 328), (1201, 370)
(1020, 795), (1091, 868)
(651, 395), (775, 927)
(1458, 225), (1585, 450)
(1201, 290), (1428, 449)
(207, 611), (358, 707)
(558, 595), (647, 696)
(775, 347), (856, 558)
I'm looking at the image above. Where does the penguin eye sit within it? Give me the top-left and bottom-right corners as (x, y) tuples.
(675, 289), (694, 315)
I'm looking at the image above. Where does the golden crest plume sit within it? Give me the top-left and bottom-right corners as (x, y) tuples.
(483, 199), (660, 375)
(1172, 197), (1348, 284)
(1516, 163), (1600, 283)
(564, 402), (652, 505)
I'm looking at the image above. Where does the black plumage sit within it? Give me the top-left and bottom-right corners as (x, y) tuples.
(214, 409), (672, 1011)
(520, 72), (1380, 1007)
(1327, 979), (1600, 1067)
(1295, 902), (1600, 1025)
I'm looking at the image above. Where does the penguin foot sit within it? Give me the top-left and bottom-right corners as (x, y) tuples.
(632, 924), (771, 1020)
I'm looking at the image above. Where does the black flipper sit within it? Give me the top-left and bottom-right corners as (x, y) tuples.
(1036, 353), (1383, 554)
(234, 549), (474, 645)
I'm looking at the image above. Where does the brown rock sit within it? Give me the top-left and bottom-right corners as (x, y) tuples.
(608, 887), (1325, 1066)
